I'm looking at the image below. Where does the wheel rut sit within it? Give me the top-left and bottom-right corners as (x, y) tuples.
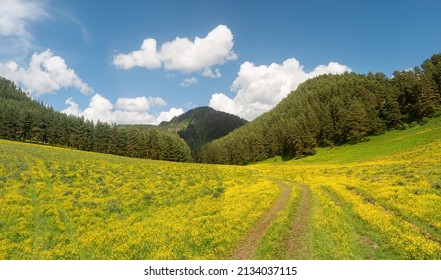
(231, 180), (290, 260)
(286, 182), (311, 259)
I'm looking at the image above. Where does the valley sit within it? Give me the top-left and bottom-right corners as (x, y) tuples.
(1, 117), (440, 259)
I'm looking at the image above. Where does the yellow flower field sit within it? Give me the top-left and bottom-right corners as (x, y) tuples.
(1, 118), (441, 260)
(0, 140), (279, 259)
(251, 127), (441, 259)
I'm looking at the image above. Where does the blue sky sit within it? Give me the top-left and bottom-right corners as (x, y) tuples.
(1, 0), (440, 124)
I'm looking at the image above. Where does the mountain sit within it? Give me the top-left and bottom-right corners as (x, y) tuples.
(2, 53), (441, 165)
(0, 77), (192, 162)
(157, 106), (248, 150)
(197, 53), (441, 165)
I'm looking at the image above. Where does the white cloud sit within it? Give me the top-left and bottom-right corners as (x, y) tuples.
(0, 0), (46, 37)
(113, 25), (237, 77)
(62, 97), (81, 116)
(0, 0), (47, 57)
(180, 77), (198, 87)
(155, 108), (185, 124)
(112, 38), (161, 70)
(0, 49), (93, 96)
(209, 93), (240, 116)
(209, 58), (351, 120)
(115, 96), (166, 112)
(202, 68), (222, 78)
(62, 94), (183, 125)
(81, 94), (115, 123)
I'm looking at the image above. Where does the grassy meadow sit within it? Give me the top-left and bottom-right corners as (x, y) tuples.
(0, 140), (279, 259)
(252, 118), (441, 259)
(1, 118), (441, 259)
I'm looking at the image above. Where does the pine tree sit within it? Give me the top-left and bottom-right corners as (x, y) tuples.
(392, 69), (422, 121)
(17, 111), (32, 141)
(419, 73), (441, 117)
(146, 128), (160, 160)
(93, 121), (111, 153)
(127, 126), (142, 158)
(30, 109), (47, 143)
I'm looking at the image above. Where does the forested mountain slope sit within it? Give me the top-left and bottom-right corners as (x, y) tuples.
(0, 78), (192, 162)
(2, 53), (440, 165)
(197, 54), (441, 165)
(158, 106), (247, 150)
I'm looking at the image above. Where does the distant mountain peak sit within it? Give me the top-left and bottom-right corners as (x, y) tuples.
(158, 106), (247, 150)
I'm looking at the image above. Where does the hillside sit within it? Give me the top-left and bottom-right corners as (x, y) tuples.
(2, 53), (441, 165)
(1, 117), (440, 259)
(0, 76), (247, 161)
(197, 53), (441, 165)
(158, 106), (247, 150)
(0, 77), (192, 162)
(250, 116), (441, 259)
(259, 115), (441, 165)
(0, 138), (279, 259)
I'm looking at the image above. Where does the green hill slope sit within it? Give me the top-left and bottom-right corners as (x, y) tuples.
(158, 106), (247, 150)
(197, 53), (441, 165)
(250, 116), (441, 259)
(260, 116), (441, 165)
(0, 138), (279, 259)
(1, 116), (439, 259)
(0, 77), (192, 162)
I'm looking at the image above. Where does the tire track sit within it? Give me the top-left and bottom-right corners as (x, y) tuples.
(286, 182), (311, 259)
(231, 180), (291, 260)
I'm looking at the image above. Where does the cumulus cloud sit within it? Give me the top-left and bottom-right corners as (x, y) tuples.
(62, 97), (81, 116)
(0, 49), (93, 96)
(209, 58), (351, 120)
(115, 96), (166, 112)
(0, 0), (47, 57)
(62, 94), (183, 125)
(113, 25), (237, 77)
(155, 108), (185, 124)
(112, 38), (161, 70)
(80, 94), (115, 123)
(209, 91), (243, 115)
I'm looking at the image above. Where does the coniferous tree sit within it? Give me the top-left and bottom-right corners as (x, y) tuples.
(3, 53), (441, 165)
(146, 128), (160, 160)
(30, 109), (47, 143)
(392, 69), (422, 121)
(116, 126), (128, 156)
(93, 121), (111, 153)
(419, 73), (441, 117)
(17, 111), (32, 141)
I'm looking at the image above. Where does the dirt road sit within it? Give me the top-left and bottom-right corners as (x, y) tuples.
(231, 180), (312, 260)
(231, 180), (291, 259)
(287, 182), (311, 259)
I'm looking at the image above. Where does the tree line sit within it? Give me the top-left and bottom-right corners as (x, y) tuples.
(196, 54), (441, 165)
(2, 53), (440, 165)
(0, 78), (192, 162)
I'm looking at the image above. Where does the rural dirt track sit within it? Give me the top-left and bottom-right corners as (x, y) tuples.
(231, 180), (312, 260)
(231, 180), (291, 260)
(287, 182), (311, 259)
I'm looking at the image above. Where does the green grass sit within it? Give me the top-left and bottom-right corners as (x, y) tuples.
(252, 117), (441, 260)
(1, 117), (441, 260)
(320, 186), (400, 259)
(0, 139), (279, 259)
(258, 117), (441, 165)
(252, 181), (301, 259)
